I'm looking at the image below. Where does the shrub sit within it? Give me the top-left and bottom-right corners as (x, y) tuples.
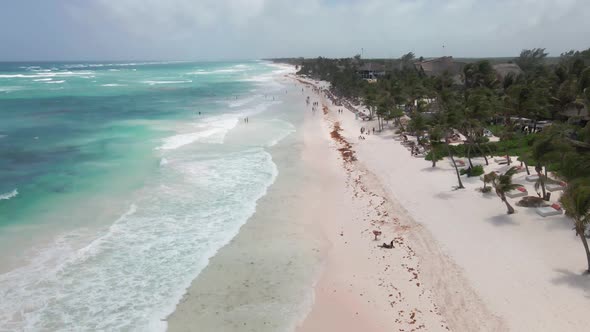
(460, 165), (485, 177)
(479, 186), (493, 193)
(470, 165), (485, 177)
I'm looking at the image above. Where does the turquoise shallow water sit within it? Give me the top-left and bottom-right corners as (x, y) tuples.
(0, 61), (296, 330)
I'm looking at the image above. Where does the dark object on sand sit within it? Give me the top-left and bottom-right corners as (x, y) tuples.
(516, 196), (549, 207)
(373, 230), (382, 240)
(379, 240), (394, 249)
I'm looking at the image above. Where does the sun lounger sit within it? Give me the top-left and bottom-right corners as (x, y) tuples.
(536, 203), (563, 217)
(546, 182), (566, 192)
(493, 157), (508, 163)
(506, 186), (527, 198)
(514, 166), (526, 173)
(526, 174), (539, 182)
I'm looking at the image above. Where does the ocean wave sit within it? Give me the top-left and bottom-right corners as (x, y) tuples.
(0, 86), (24, 93)
(143, 80), (192, 85)
(228, 95), (258, 108)
(267, 119), (296, 147)
(44, 80), (65, 84)
(33, 78), (53, 82)
(62, 61), (188, 69)
(0, 148), (278, 331)
(0, 189), (18, 201)
(0, 71), (94, 79)
(188, 68), (246, 75)
(101, 83), (126, 87)
(157, 117), (239, 150)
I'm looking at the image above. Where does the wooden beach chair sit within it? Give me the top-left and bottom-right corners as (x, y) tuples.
(536, 203), (563, 217)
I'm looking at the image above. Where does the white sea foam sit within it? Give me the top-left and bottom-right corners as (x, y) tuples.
(228, 95), (258, 108)
(0, 148), (278, 331)
(0, 71), (93, 79)
(62, 61), (188, 69)
(101, 83), (126, 87)
(267, 119), (296, 147)
(33, 78), (53, 82)
(188, 67), (247, 75)
(240, 65), (293, 92)
(157, 117), (239, 150)
(143, 80), (192, 85)
(0, 86), (24, 93)
(159, 158), (169, 166)
(0, 189), (18, 201)
(44, 80), (65, 84)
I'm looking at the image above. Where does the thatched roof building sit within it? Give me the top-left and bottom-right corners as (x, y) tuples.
(357, 63), (388, 80)
(492, 63), (523, 80)
(414, 56), (465, 84)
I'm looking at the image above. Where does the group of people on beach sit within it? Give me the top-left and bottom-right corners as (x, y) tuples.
(337, 109), (344, 114)
(358, 126), (376, 140)
(309, 100), (320, 113)
(243, 117), (249, 123)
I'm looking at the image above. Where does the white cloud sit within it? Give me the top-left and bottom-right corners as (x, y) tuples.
(64, 0), (590, 59)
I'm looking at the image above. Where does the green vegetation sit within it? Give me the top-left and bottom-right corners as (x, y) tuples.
(491, 167), (520, 214)
(291, 47), (590, 271)
(460, 165), (484, 177)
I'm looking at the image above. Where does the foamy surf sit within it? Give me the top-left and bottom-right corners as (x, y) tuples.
(157, 117), (239, 150)
(0, 60), (295, 331)
(143, 80), (192, 85)
(267, 119), (296, 147)
(101, 83), (126, 87)
(0, 148), (278, 331)
(0, 189), (18, 201)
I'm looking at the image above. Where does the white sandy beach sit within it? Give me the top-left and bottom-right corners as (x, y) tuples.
(300, 76), (590, 331)
(168, 72), (590, 332)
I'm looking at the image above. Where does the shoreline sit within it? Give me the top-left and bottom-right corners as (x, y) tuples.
(166, 76), (337, 331)
(167, 71), (590, 332)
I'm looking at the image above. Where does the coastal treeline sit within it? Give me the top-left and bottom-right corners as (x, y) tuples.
(291, 48), (590, 272)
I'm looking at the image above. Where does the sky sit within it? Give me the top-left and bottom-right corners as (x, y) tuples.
(0, 0), (589, 61)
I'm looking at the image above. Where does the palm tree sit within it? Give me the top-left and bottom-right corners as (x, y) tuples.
(560, 180), (590, 273)
(446, 137), (465, 189)
(492, 167), (521, 214)
(482, 172), (496, 193)
(427, 126), (443, 167)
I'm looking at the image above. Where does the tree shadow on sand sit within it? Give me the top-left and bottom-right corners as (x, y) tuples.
(485, 214), (518, 226)
(551, 268), (590, 299)
(433, 192), (454, 200)
(420, 167), (447, 173)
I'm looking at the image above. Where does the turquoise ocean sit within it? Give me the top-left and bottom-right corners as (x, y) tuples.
(0, 61), (295, 330)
